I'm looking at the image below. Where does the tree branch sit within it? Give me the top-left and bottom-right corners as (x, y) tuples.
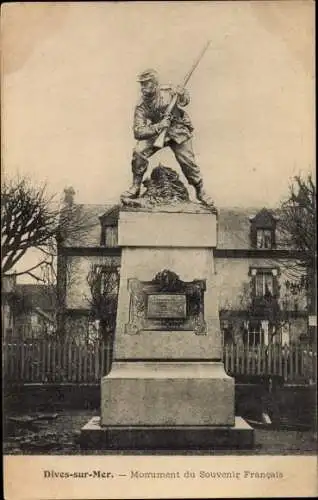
(1, 175), (59, 276)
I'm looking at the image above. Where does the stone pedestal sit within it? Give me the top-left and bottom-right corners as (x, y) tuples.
(101, 362), (234, 426)
(81, 204), (254, 449)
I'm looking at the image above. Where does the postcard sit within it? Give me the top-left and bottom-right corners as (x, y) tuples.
(2, 1), (316, 498)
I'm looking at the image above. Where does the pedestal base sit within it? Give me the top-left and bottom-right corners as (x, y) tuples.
(80, 416), (254, 450)
(101, 362), (235, 426)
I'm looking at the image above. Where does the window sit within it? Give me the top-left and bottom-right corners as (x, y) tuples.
(87, 265), (120, 339)
(243, 320), (271, 347)
(243, 325), (264, 347)
(96, 266), (120, 295)
(255, 272), (274, 297)
(100, 226), (118, 247)
(256, 229), (273, 249)
(250, 268), (279, 298)
(99, 206), (119, 247)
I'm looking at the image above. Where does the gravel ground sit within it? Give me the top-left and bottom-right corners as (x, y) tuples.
(3, 410), (317, 455)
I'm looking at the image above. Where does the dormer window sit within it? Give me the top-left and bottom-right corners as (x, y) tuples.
(256, 229), (273, 249)
(249, 208), (278, 249)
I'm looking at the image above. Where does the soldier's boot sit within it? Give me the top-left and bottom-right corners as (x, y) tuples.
(121, 174), (143, 199)
(194, 181), (217, 211)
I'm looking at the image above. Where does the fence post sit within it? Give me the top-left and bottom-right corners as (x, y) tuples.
(283, 344), (288, 381)
(278, 343), (283, 377)
(94, 343), (100, 382)
(267, 343), (271, 377)
(235, 343), (240, 374)
(272, 343), (277, 377)
(223, 344), (228, 373)
(230, 344), (235, 374)
(256, 344), (261, 375)
(289, 343), (294, 382)
(51, 341), (56, 382)
(295, 343), (299, 379)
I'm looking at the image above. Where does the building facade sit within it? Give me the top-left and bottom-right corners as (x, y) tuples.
(57, 197), (309, 346)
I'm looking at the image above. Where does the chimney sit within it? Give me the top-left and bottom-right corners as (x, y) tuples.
(63, 186), (75, 206)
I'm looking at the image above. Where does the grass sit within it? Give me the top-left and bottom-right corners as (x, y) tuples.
(3, 409), (317, 455)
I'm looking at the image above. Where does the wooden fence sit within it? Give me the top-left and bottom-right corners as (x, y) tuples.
(223, 343), (316, 383)
(3, 340), (113, 384)
(3, 340), (316, 384)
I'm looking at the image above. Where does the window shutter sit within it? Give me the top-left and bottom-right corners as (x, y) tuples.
(250, 226), (257, 248)
(271, 228), (276, 249)
(106, 226), (118, 247)
(251, 274), (256, 297)
(100, 227), (106, 246)
(273, 274), (279, 297)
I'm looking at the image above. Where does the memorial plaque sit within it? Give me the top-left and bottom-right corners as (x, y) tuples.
(147, 294), (187, 319)
(126, 274), (206, 334)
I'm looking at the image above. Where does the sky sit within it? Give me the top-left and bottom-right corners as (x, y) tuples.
(1, 1), (315, 280)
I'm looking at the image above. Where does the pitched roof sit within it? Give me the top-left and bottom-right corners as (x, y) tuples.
(218, 207), (256, 249)
(61, 203), (114, 247)
(61, 203), (281, 249)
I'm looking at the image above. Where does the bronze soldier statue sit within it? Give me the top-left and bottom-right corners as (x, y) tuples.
(122, 69), (215, 207)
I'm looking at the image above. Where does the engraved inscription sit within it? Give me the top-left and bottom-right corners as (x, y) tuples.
(147, 294), (187, 319)
(125, 273), (206, 334)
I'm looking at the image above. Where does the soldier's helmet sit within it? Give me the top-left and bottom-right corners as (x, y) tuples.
(137, 69), (159, 83)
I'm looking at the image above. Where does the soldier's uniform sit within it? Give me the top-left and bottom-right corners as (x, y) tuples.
(124, 69), (214, 207)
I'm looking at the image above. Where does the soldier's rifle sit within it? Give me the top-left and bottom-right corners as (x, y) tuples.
(153, 40), (211, 149)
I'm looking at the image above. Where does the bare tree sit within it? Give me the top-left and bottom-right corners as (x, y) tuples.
(2, 178), (98, 278)
(1, 176), (58, 279)
(2, 178), (100, 341)
(279, 174), (316, 280)
(86, 264), (120, 343)
(278, 174), (316, 341)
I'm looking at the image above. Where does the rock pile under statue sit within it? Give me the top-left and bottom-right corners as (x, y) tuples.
(121, 164), (218, 214)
